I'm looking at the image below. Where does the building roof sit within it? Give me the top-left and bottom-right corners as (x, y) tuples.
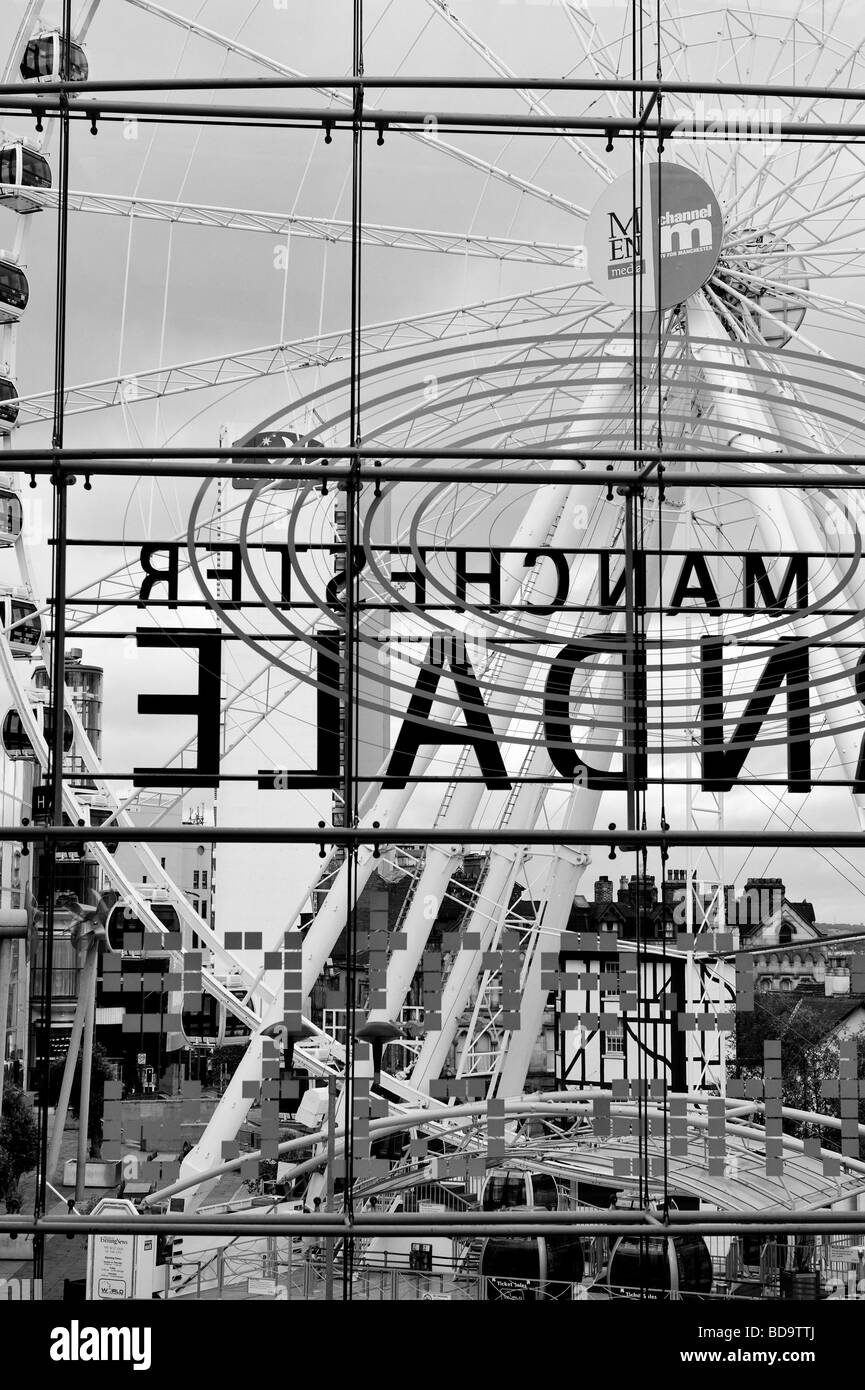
(753, 992), (865, 1044)
(739, 898), (823, 943)
(787, 900), (816, 926)
(535, 1130), (864, 1213)
(361, 1128), (864, 1215)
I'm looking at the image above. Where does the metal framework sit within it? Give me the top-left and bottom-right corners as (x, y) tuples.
(1, 0), (865, 1307)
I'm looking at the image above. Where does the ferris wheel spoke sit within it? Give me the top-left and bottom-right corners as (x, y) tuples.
(722, 243), (865, 276)
(27, 189), (580, 266)
(11, 280), (598, 424)
(758, 364), (839, 455)
(371, 302), (623, 457)
(121, 0), (587, 218)
(558, 1), (626, 118)
(728, 190), (865, 256)
(691, 288), (865, 445)
(725, 146), (865, 237)
(719, 266), (865, 326)
(724, 131), (858, 231)
(424, 0), (612, 183)
(659, 8), (696, 89)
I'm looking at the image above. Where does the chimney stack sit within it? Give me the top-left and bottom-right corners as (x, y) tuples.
(594, 875), (613, 904)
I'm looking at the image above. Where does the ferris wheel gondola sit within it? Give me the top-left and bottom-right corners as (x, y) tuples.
(0, 376), (20, 430)
(0, 478), (23, 541)
(480, 1234), (585, 1301)
(480, 1168), (562, 1212)
(0, 260), (29, 325)
(605, 1235), (714, 1301)
(0, 588), (40, 655)
(1, 703), (73, 760)
(20, 30), (89, 84)
(0, 142), (50, 214)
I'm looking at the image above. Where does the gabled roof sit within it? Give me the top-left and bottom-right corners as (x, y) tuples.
(740, 898), (823, 942)
(788, 900), (816, 926)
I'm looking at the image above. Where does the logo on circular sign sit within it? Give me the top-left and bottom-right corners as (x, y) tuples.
(586, 163), (724, 310)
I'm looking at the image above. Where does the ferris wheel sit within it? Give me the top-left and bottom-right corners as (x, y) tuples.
(2, 0), (865, 1240)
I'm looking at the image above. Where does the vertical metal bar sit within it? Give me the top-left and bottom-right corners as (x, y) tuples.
(0, 937), (11, 1115)
(622, 491), (639, 832)
(35, 10), (73, 1286)
(74, 943), (98, 1201)
(341, 0), (364, 1303)
(324, 1074), (335, 1300)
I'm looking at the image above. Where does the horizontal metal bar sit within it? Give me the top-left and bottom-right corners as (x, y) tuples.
(51, 608), (865, 619)
(7, 826), (865, 847)
(53, 541), (865, 559)
(2, 445), (861, 461)
(8, 458), (865, 489)
(2, 76), (864, 102)
(3, 96), (864, 141)
(21, 770), (865, 789)
(0, 1212), (863, 1238)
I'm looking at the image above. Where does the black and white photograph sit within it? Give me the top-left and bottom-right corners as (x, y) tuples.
(0, 0), (863, 1371)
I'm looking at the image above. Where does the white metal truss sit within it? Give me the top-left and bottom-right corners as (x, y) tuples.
(11, 280), (602, 424)
(7, 0), (865, 1239)
(121, 0), (588, 218)
(421, 0), (613, 184)
(24, 188), (581, 267)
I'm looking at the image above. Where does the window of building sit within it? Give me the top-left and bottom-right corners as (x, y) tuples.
(199, 899), (207, 917)
(201, 870), (208, 889)
(193, 870), (200, 889)
(605, 1026), (624, 1055)
(601, 968), (620, 1000)
(160, 857), (166, 869)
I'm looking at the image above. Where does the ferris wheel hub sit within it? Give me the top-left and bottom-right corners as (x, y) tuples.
(586, 163), (724, 312)
(711, 228), (810, 347)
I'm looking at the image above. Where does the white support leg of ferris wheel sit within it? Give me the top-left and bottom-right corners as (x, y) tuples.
(2, 544), (270, 1034)
(492, 800), (596, 1101)
(362, 479), (625, 1037)
(175, 346), (651, 1207)
(171, 496), (577, 1206)
(359, 330), (666, 1040)
(447, 549), (644, 1087)
(407, 762), (553, 1094)
(374, 535), (608, 1071)
(173, 502), (572, 1203)
(687, 299), (865, 827)
(490, 492), (697, 1099)
(747, 482), (865, 822)
(0, 628), (264, 1030)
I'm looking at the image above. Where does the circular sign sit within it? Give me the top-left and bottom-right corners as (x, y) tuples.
(586, 163), (723, 310)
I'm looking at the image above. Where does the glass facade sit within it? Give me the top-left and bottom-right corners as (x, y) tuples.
(0, 5), (864, 1327)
